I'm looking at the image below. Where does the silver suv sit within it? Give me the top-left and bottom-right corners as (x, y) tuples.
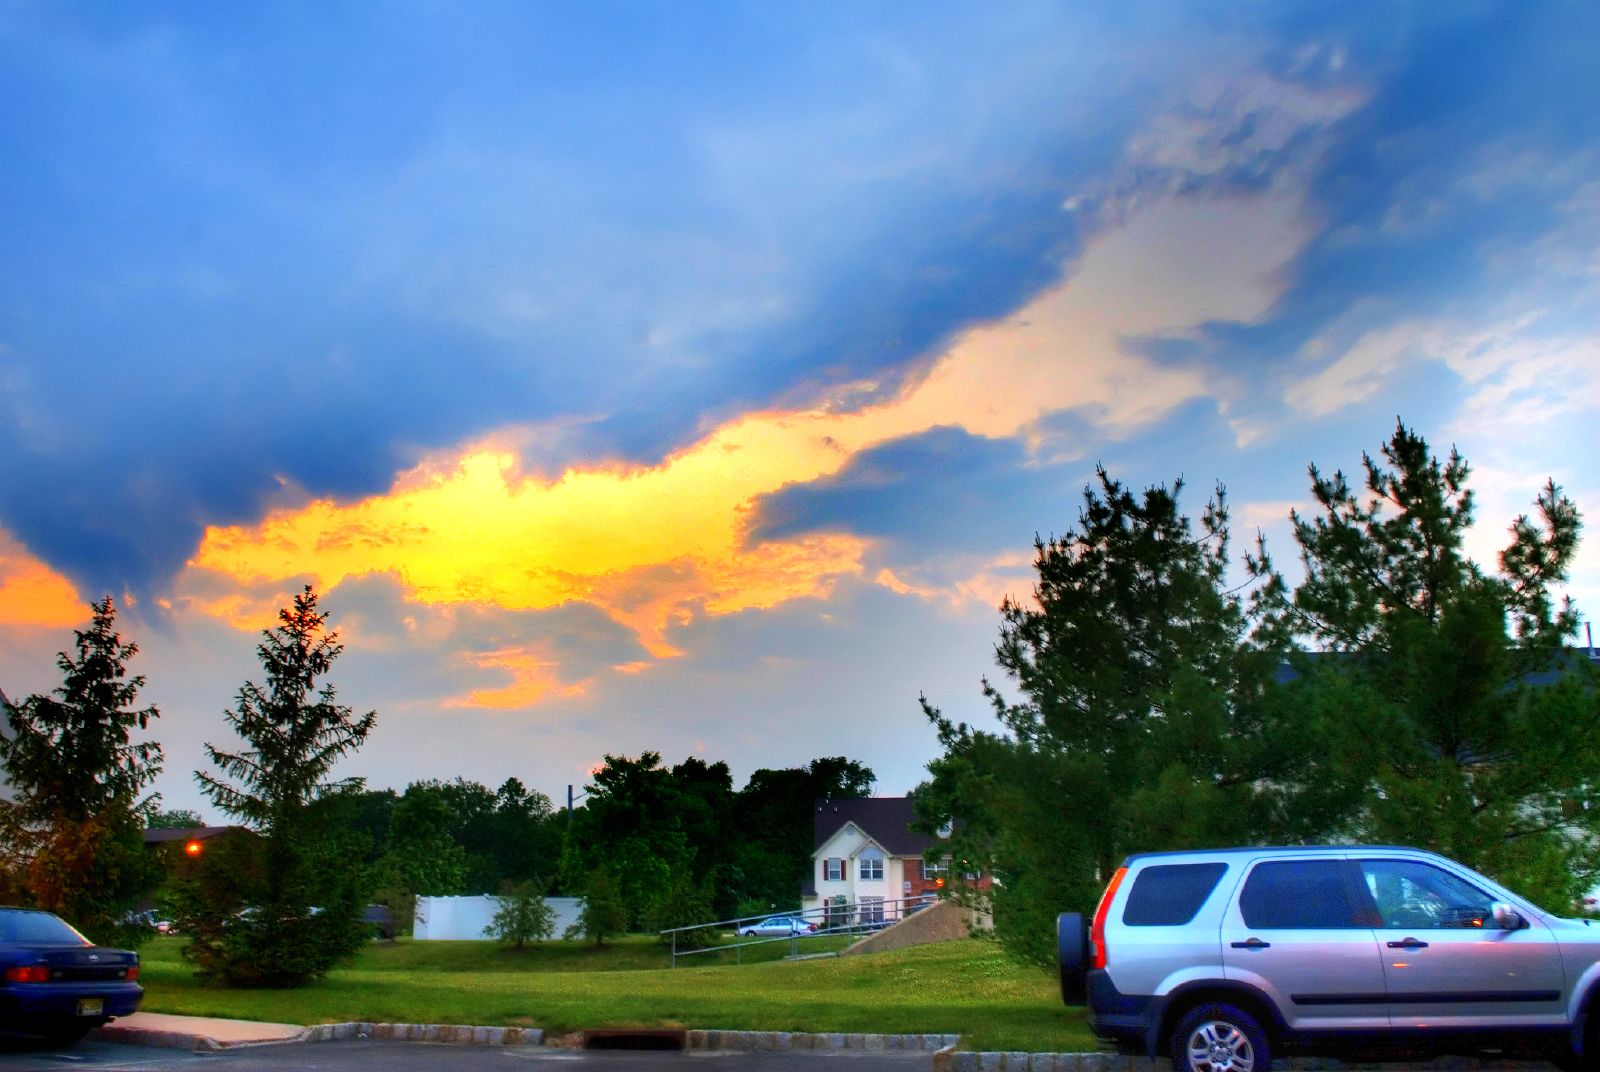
(1058, 846), (1600, 1072)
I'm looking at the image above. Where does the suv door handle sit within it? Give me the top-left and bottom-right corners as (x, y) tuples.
(1230, 938), (1271, 949)
(1386, 938), (1430, 949)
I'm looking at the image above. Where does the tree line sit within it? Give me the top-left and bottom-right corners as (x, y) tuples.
(913, 421), (1599, 967)
(0, 584), (875, 985)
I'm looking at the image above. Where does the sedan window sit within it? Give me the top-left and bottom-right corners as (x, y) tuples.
(0, 909), (91, 944)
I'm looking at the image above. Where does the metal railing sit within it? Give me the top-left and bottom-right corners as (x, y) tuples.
(659, 895), (939, 967)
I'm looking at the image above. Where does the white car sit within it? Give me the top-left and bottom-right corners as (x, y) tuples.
(740, 916), (817, 937)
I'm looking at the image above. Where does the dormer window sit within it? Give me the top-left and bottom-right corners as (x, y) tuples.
(859, 847), (884, 881)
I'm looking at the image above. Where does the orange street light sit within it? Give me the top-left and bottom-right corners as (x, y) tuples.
(184, 839), (203, 857)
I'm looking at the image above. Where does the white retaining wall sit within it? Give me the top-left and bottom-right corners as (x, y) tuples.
(414, 894), (584, 941)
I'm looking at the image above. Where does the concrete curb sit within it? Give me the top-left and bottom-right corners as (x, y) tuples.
(95, 1023), (304, 1053)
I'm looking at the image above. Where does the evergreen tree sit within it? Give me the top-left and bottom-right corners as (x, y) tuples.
(1254, 421), (1598, 907)
(0, 597), (163, 946)
(179, 585), (377, 986)
(914, 470), (1312, 966)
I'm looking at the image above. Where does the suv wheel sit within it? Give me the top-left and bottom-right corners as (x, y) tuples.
(1057, 912), (1088, 1004)
(1170, 1003), (1269, 1072)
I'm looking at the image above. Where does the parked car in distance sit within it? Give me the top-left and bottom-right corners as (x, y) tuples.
(361, 904), (396, 940)
(0, 907), (143, 1044)
(740, 916), (817, 937)
(1058, 845), (1600, 1072)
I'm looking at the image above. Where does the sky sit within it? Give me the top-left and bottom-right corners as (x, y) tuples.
(2, 2), (1598, 819)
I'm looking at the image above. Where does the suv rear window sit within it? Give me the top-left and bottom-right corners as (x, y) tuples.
(1122, 862), (1229, 926)
(1238, 860), (1359, 929)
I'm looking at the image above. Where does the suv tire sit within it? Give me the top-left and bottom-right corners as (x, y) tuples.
(1169, 1002), (1269, 1072)
(1057, 912), (1088, 1004)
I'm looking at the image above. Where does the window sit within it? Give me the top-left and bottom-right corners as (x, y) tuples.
(859, 849), (884, 881)
(861, 896), (885, 923)
(1359, 859), (1495, 929)
(1122, 863), (1228, 926)
(824, 858), (845, 882)
(922, 859), (949, 881)
(1238, 860), (1359, 929)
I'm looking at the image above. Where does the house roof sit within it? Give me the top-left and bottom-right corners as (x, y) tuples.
(143, 825), (240, 845)
(812, 797), (938, 858)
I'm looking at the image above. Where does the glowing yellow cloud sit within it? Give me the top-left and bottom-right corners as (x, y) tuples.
(0, 525), (83, 629)
(188, 191), (1308, 682)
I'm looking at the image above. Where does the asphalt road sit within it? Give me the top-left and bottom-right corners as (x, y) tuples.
(0, 1040), (941, 1072)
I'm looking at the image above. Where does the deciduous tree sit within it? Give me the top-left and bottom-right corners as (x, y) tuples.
(484, 879), (556, 950)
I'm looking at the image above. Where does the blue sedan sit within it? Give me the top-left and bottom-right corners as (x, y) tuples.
(0, 907), (142, 1044)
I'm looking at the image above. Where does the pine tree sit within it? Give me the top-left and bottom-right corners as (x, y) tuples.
(180, 585), (377, 986)
(1255, 421), (1599, 907)
(914, 470), (1313, 966)
(0, 597), (163, 945)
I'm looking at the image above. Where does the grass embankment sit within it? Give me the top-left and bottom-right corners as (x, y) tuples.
(138, 935), (1095, 1053)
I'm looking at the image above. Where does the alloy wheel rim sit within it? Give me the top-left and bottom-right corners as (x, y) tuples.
(1186, 1021), (1254, 1072)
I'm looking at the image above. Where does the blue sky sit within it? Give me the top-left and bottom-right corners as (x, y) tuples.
(2, 2), (1597, 818)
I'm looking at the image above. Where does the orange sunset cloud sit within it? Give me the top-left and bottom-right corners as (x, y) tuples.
(186, 192), (1307, 673)
(0, 525), (83, 629)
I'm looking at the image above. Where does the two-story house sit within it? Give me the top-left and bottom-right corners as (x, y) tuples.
(800, 796), (986, 925)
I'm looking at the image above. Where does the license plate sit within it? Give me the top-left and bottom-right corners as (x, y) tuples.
(76, 998), (103, 1017)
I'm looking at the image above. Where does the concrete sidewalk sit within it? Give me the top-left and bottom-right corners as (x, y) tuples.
(95, 1011), (310, 1051)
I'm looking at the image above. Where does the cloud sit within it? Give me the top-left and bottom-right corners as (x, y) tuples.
(0, 521), (83, 629)
(184, 170), (1320, 666)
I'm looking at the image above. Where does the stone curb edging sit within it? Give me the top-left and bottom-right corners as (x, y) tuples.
(93, 1022), (1561, 1068)
(932, 1055), (1554, 1072)
(684, 1030), (960, 1052)
(98, 1021), (956, 1053)
(303, 1022), (545, 1046)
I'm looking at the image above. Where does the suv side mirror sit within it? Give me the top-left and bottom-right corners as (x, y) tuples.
(1491, 902), (1526, 930)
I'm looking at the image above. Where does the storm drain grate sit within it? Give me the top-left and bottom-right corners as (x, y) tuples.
(582, 1030), (687, 1051)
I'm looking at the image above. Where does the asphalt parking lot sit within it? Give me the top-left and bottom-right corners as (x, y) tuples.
(0, 1039), (940, 1072)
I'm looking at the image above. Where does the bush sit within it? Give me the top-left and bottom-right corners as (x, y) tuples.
(485, 880), (556, 949)
(565, 869), (629, 946)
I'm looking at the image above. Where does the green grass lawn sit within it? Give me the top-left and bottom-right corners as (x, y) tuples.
(137, 935), (1095, 1053)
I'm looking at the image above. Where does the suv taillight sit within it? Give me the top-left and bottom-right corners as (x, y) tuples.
(1089, 866), (1127, 970)
(5, 965), (51, 983)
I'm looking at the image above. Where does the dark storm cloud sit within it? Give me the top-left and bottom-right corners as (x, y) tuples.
(750, 427), (1078, 559)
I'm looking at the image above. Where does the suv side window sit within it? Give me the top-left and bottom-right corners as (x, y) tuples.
(1122, 862), (1228, 926)
(1238, 859), (1360, 929)
(1359, 858), (1496, 929)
